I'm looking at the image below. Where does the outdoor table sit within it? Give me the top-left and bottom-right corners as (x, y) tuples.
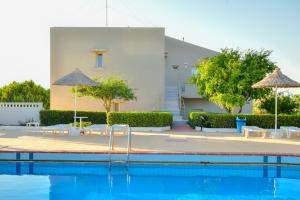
(74, 116), (88, 128)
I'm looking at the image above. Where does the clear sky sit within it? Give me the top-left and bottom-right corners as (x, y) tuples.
(0, 0), (299, 93)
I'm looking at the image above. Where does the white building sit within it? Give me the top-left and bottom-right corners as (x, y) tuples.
(51, 27), (252, 120)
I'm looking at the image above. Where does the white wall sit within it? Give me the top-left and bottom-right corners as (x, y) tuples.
(165, 36), (218, 87)
(0, 102), (43, 125)
(51, 27), (165, 112)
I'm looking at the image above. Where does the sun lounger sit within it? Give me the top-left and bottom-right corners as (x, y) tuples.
(84, 124), (108, 135)
(243, 126), (270, 138)
(242, 126), (256, 135)
(41, 124), (71, 135)
(280, 126), (300, 138)
(26, 122), (40, 127)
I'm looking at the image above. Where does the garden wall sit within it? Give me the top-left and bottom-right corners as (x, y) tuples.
(0, 102), (43, 125)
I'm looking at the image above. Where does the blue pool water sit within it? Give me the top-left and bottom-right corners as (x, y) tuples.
(0, 162), (299, 200)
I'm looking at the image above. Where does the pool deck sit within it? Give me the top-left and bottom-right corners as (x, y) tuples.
(0, 129), (300, 155)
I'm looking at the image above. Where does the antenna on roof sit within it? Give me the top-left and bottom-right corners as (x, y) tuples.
(106, 0), (108, 27)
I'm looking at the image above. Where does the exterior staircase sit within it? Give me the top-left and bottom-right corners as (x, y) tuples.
(164, 86), (183, 121)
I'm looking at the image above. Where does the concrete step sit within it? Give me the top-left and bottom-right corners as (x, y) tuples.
(166, 86), (178, 89)
(161, 108), (179, 111)
(173, 120), (188, 124)
(165, 96), (178, 99)
(165, 107), (180, 110)
(165, 100), (179, 104)
(165, 102), (179, 107)
(165, 108), (180, 111)
(166, 91), (178, 94)
(166, 94), (178, 97)
(166, 90), (178, 93)
(165, 95), (179, 98)
(165, 99), (179, 103)
(165, 95), (178, 98)
(173, 116), (183, 121)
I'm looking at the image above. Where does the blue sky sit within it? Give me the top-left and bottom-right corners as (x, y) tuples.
(0, 0), (299, 92)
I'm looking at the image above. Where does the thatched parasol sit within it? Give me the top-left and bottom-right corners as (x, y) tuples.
(53, 68), (98, 86)
(252, 67), (300, 88)
(53, 68), (98, 128)
(253, 67), (300, 136)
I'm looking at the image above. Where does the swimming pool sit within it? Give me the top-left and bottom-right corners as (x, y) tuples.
(0, 162), (299, 200)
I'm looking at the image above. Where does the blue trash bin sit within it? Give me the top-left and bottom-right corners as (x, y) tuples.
(236, 117), (246, 133)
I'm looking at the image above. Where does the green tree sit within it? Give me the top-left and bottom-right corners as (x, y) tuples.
(75, 77), (136, 112)
(238, 50), (276, 110)
(191, 49), (275, 113)
(294, 95), (300, 114)
(0, 80), (50, 109)
(258, 94), (299, 114)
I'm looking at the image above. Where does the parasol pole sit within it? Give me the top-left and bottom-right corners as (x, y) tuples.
(74, 86), (77, 127)
(274, 85), (278, 134)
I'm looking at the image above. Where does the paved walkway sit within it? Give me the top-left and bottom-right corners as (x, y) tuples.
(171, 122), (195, 132)
(0, 129), (300, 154)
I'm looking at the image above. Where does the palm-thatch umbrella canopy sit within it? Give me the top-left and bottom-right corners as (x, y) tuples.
(53, 68), (98, 128)
(252, 67), (300, 136)
(53, 68), (98, 86)
(252, 67), (300, 88)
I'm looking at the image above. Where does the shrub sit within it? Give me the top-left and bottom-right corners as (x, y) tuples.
(69, 121), (92, 127)
(188, 112), (300, 129)
(40, 110), (106, 126)
(258, 94), (299, 114)
(107, 112), (173, 127)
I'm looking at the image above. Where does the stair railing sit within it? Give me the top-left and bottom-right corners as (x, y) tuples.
(177, 84), (185, 117)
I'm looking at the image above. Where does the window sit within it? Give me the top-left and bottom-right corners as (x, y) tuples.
(96, 54), (103, 68)
(113, 102), (120, 112)
(191, 67), (197, 76)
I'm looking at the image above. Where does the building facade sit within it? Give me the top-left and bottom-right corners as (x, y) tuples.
(50, 27), (252, 119)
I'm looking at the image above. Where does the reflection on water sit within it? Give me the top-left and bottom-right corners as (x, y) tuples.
(0, 163), (299, 200)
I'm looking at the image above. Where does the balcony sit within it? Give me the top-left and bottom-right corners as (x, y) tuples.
(181, 83), (202, 98)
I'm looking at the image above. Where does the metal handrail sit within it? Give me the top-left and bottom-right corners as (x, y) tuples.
(178, 84), (181, 113)
(181, 96), (185, 117)
(127, 126), (132, 153)
(127, 126), (132, 162)
(178, 84), (185, 117)
(108, 126), (114, 151)
(108, 124), (131, 162)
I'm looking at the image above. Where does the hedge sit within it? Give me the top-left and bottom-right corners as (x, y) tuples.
(107, 112), (173, 127)
(189, 112), (300, 129)
(40, 110), (106, 126)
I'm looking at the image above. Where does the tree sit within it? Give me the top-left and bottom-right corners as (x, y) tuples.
(0, 80), (50, 109)
(191, 49), (275, 113)
(294, 95), (300, 114)
(237, 49), (276, 111)
(258, 94), (299, 114)
(75, 77), (137, 112)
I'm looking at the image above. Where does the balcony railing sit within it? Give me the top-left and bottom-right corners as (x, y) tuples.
(181, 83), (202, 98)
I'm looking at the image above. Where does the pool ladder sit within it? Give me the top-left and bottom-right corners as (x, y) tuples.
(108, 124), (132, 164)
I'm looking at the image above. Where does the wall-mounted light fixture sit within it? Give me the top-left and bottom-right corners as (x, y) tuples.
(172, 64), (179, 70)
